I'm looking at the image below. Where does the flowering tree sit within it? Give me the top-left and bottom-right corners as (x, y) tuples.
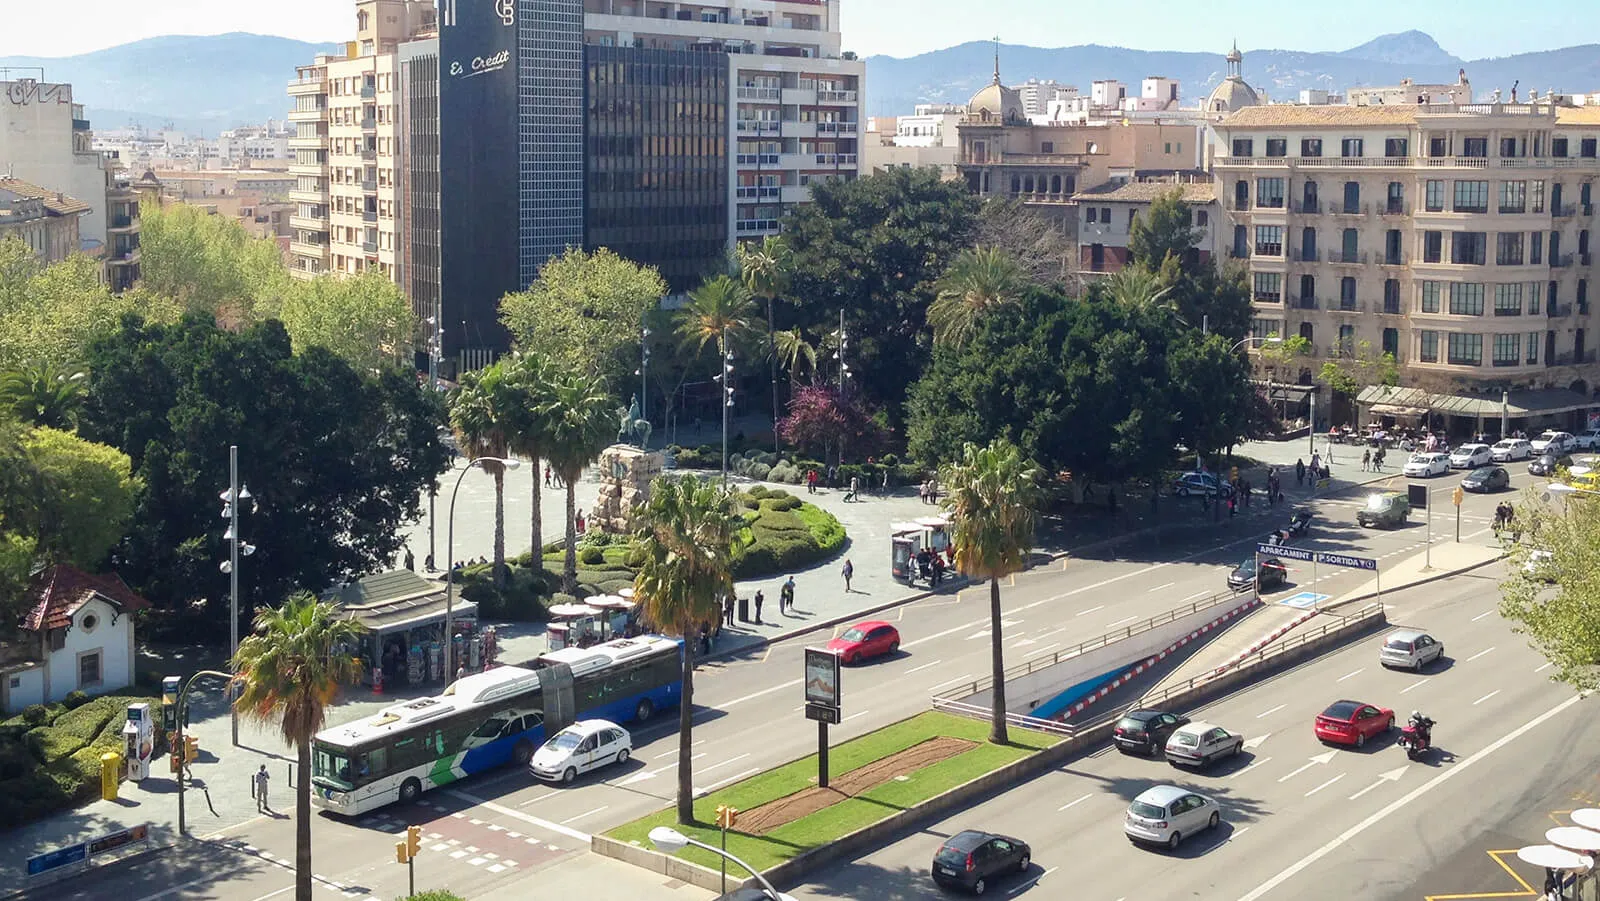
(778, 385), (888, 463)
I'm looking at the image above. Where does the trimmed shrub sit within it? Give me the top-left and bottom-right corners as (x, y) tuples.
(598, 579), (634, 595)
(741, 494), (761, 510)
(579, 547), (605, 566)
(62, 691), (89, 711)
(746, 485), (770, 499)
(53, 699), (118, 744)
(748, 462), (772, 481)
(767, 462), (799, 484)
(26, 727), (86, 762)
(624, 544), (646, 567)
(755, 451), (778, 467)
(18, 705), (52, 727)
(762, 494), (803, 512)
(550, 593), (577, 607)
(405, 892), (466, 901)
(752, 508), (806, 532)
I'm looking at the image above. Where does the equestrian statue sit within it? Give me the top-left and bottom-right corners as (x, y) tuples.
(617, 395), (652, 449)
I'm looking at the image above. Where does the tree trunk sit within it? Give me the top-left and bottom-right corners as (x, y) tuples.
(676, 626), (696, 825)
(769, 296), (779, 453)
(988, 577), (1008, 745)
(493, 470), (507, 588)
(562, 473), (578, 595)
(530, 456), (543, 569)
(295, 740), (313, 901)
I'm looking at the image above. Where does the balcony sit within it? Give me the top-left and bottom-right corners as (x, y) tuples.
(289, 240), (328, 258)
(962, 151), (1091, 168)
(1294, 200), (1321, 214)
(289, 214), (328, 232)
(1380, 253), (1407, 267)
(287, 77), (326, 95)
(815, 121), (858, 135)
(1551, 350), (1599, 365)
(781, 87), (816, 106)
(104, 247), (140, 266)
(1253, 201), (1288, 214)
(813, 153), (857, 166)
(1583, 253), (1594, 267)
(361, 148), (377, 161)
(1419, 157), (1490, 169)
(107, 215), (140, 234)
(1554, 204), (1577, 218)
(287, 107), (327, 122)
(735, 120), (781, 135)
(1328, 250), (1368, 264)
(735, 153), (781, 167)
(1382, 299), (1403, 315)
(817, 89), (857, 103)
(362, 241), (379, 254)
(737, 86), (781, 102)
(1332, 300), (1363, 313)
(1382, 203), (1410, 216)
(288, 163), (324, 177)
(783, 120), (817, 139)
(1290, 247), (1319, 262)
(1252, 293), (1282, 305)
(734, 185), (781, 200)
(360, 117), (376, 131)
(1331, 204), (1370, 217)
(289, 135), (329, 149)
(1293, 296), (1319, 310)
(1553, 253), (1575, 268)
(361, 84), (375, 99)
(736, 218), (781, 235)
(1585, 204), (1595, 217)
(1549, 303), (1574, 318)
(361, 179), (377, 192)
(362, 210), (378, 223)
(779, 184), (811, 204)
(289, 188), (327, 204)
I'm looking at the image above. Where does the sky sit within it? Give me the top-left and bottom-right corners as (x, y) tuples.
(0, 0), (1592, 60)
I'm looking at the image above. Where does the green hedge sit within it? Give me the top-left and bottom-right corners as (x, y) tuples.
(731, 489), (847, 579)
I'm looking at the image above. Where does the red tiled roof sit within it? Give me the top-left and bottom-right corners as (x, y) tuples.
(21, 565), (150, 633)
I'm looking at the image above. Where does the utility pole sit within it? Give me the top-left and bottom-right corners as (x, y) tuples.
(721, 326), (733, 489)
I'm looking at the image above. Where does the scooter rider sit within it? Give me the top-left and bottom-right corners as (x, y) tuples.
(1407, 710), (1435, 746)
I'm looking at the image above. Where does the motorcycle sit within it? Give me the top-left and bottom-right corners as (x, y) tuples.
(1287, 511), (1313, 538)
(1398, 716), (1434, 760)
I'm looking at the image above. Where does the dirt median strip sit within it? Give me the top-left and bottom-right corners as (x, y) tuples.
(735, 736), (977, 835)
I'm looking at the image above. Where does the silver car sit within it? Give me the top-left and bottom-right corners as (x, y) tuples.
(1379, 629), (1445, 672)
(1164, 722), (1245, 769)
(1124, 785), (1221, 850)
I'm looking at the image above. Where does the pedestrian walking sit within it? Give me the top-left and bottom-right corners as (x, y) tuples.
(254, 764), (270, 812)
(781, 575), (796, 613)
(753, 590), (764, 624)
(1227, 492), (1237, 518)
(842, 559), (854, 592)
(806, 469), (818, 494)
(1361, 449), (1371, 471)
(881, 469), (890, 495)
(722, 592), (735, 624)
(846, 476), (860, 502)
(403, 547), (415, 571)
(827, 464), (837, 487)
(544, 464), (553, 487)
(1295, 458), (1306, 487)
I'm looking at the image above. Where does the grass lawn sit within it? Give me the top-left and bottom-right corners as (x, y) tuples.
(606, 710), (1060, 874)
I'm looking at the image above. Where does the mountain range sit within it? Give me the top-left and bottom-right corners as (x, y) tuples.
(1, 30), (1597, 134)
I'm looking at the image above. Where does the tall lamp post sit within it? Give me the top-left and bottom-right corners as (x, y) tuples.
(1209, 336), (1283, 521)
(218, 446), (255, 747)
(176, 669), (236, 834)
(648, 827), (792, 901)
(425, 314), (445, 570)
(718, 327), (735, 489)
(445, 455), (519, 681)
(638, 318), (652, 449)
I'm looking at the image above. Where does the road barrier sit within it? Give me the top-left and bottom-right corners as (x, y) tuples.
(25, 823), (155, 889)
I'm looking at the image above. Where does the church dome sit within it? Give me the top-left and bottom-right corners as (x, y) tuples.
(1208, 41), (1260, 114)
(967, 80), (1024, 123)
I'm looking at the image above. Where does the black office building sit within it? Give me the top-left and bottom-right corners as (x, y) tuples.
(584, 46), (729, 293)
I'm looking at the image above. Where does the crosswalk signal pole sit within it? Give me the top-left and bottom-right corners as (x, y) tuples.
(395, 824), (422, 897)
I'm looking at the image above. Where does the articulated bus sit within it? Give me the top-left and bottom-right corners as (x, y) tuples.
(310, 635), (682, 815)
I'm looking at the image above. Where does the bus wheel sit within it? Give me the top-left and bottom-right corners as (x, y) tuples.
(635, 698), (654, 722)
(511, 739), (534, 766)
(399, 778), (422, 804)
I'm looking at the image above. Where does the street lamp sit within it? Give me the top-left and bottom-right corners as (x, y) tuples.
(715, 326), (735, 489)
(638, 319), (653, 449)
(425, 314), (445, 570)
(445, 455), (519, 681)
(176, 669), (236, 834)
(218, 446), (256, 747)
(648, 826), (793, 901)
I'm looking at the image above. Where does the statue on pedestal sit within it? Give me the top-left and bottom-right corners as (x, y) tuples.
(617, 394), (652, 449)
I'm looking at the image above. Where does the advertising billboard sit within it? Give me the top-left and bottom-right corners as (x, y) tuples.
(804, 648), (841, 708)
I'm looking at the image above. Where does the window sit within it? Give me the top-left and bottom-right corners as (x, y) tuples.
(1234, 180), (1249, 210)
(1100, 207), (1111, 222)
(1528, 281), (1543, 315)
(1420, 330), (1440, 362)
(1493, 334), (1520, 366)
(1253, 271), (1282, 303)
(78, 651), (101, 688)
(1299, 273), (1315, 306)
(1387, 182), (1404, 213)
(1040, 141), (1054, 153)
(1448, 332), (1483, 365)
(1500, 137), (1521, 158)
(1233, 224), (1248, 257)
(1255, 225), (1283, 256)
(1342, 181), (1361, 213)
(1453, 181), (1489, 213)
(1584, 138), (1598, 158)
(1528, 331), (1541, 363)
(1425, 180), (1445, 212)
(1385, 138), (1408, 158)
(1450, 282), (1486, 316)
(1086, 207), (1098, 223)
(1256, 177), (1285, 208)
(1301, 137), (1322, 157)
(1250, 318), (1283, 339)
(1338, 323), (1356, 353)
(1340, 277), (1357, 310)
(1232, 138), (1254, 157)
(1384, 279), (1401, 313)
(1500, 181), (1526, 213)
(1341, 137), (1364, 158)
(1341, 227), (1359, 261)
(1266, 138), (1287, 157)
(1383, 327), (1400, 358)
(1128, 209), (1137, 227)
(1462, 137), (1488, 158)
(1301, 227), (1317, 259)
(1532, 232), (1544, 265)
(1451, 232), (1487, 265)
(1497, 232), (1524, 266)
(1495, 283), (1523, 316)
(1196, 209), (1208, 226)
(1429, 136), (1449, 158)
(1423, 231), (1443, 263)
(1553, 137), (1570, 158)
(1385, 229), (1403, 264)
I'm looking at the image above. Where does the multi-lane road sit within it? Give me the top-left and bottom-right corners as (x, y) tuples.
(64, 465), (1569, 901)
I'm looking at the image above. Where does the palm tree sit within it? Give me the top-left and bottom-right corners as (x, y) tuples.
(1103, 263), (1175, 313)
(540, 370), (616, 594)
(676, 274), (758, 360)
(449, 364), (513, 585)
(231, 594), (366, 901)
(772, 327), (817, 399)
(500, 353), (557, 561)
(940, 438), (1042, 744)
(736, 236), (792, 449)
(927, 246), (1027, 348)
(633, 475), (741, 824)
(0, 361), (87, 429)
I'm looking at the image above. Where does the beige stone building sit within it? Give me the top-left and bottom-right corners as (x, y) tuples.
(1211, 100), (1600, 432)
(0, 177), (88, 264)
(1071, 178), (1218, 274)
(286, 0), (436, 281)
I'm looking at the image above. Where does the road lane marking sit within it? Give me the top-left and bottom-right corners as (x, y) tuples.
(1537, 662), (1554, 673)
(1400, 680), (1428, 694)
(444, 790), (592, 842)
(1227, 826), (1252, 843)
(1007, 865), (1059, 895)
(1077, 605), (1106, 616)
(1148, 582), (1175, 593)
(698, 753), (752, 773)
(1106, 616), (1139, 628)
(1472, 610), (1495, 622)
(1278, 752), (1336, 782)
(905, 660), (942, 674)
(1236, 694), (1584, 901)
(1058, 793), (1092, 811)
(1348, 766), (1408, 801)
(1473, 690), (1502, 705)
(929, 673), (974, 691)
(1336, 668), (1364, 682)
(1466, 646), (1496, 662)
(700, 767), (761, 792)
(1304, 773), (1347, 797)
(1256, 704), (1286, 719)
(843, 709), (871, 721)
(519, 790), (562, 806)
(1228, 756), (1271, 780)
(559, 806), (608, 825)
(1180, 589), (1211, 602)
(722, 678), (803, 708)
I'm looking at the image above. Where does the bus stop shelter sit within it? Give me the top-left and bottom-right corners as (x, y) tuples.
(322, 570), (478, 689)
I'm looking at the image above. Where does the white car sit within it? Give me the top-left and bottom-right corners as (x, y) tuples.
(1532, 431), (1576, 455)
(530, 719), (632, 784)
(1575, 429), (1600, 451)
(1379, 629), (1445, 672)
(1163, 722), (1245, 768)
(1448, 444), (1492, 469)
(1124, 785), (1221, 850)
(1524, 549), (1556, 583)
(1490, 438), (1533, 462)
(1403, 452), (1450, 477)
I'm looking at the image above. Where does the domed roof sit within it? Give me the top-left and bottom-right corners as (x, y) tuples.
(1207, 77), (1260, 113)
(967, 80), (1024, 123)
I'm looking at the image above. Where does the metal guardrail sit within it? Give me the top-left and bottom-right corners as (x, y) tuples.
(930, 698), (1077, 737)
(1137, 603), (1384, 709)
(935, 589), (1244, 699)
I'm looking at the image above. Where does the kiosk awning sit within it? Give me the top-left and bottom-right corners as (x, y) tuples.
(320, 570), (477, 635)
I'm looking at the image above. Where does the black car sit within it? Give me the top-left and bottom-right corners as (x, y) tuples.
(931, 830), (1031, 894)
(1529, 454), (1573, 477)
(1112, 709), (1191, 756)
(1461, 465), (1510, 492)
(1227, 555), (1288, 592)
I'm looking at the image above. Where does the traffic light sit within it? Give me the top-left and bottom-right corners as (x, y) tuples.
(406, 825), (422, 858)
(714, 805), (738, 829)
(1452, 486), (1465, 507)
(183, 735), (199, 764)
(395, 840), (409, 864)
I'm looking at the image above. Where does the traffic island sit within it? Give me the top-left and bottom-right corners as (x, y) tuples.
(597, 711), (1059, 889)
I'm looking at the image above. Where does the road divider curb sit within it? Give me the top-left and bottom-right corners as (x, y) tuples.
(1215, 609), (1323, 675)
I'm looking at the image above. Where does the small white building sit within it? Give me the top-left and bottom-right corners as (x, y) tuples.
(1, 565), (149, 713)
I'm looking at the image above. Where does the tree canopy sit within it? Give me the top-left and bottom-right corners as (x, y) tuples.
(137, 203), (292, 324)
(1500, 492), (1600, 691)
(278, 269), (416, 373)
(78, 313), (450, 629)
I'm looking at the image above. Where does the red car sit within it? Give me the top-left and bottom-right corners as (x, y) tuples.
(826, 620), (901, 664)
(1313, 699), (1395, 747)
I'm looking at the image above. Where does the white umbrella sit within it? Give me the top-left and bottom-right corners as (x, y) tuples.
(1574, 810), (1600, 831)
(1550, 827), (1600, 855)
(1518, 844), (1592, 871)
(617, 587), (635, 599)
(548, 603), (601, 619)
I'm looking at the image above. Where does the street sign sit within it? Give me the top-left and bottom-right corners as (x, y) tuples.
(1258, 543), (1314, 561)
(805, 702), (841, 724)
(1317, 551), (1378, 572)
(1408, 484), (1427, 508)
(1257, 544), (1376, 571)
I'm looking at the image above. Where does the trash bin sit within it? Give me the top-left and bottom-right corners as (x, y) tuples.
(737, 596), (749, 623)
(101, 751), (122, 801)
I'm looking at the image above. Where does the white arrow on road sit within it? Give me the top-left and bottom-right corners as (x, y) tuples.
(1242, 732), (1271, 750)
(1277, 750), (1337, 783)
(966, 619), (1021, 640)
(1347, 765), (1408, 801)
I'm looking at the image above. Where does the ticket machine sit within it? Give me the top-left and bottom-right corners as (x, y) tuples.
(123, 702), (154, 781)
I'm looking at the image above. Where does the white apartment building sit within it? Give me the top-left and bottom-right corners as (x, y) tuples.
(287, 0), (435, 280)
(1212, 101), (1600, 432)
(582, 0), (865, 241)
(861, 104), (961, 175)
(216, 123), (294, 162)
(1348, 72), (1472, 107)
(1014, 78), (1077, 118)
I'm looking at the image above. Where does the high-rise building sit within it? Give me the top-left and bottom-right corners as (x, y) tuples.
(1211, 98), (1600, 431)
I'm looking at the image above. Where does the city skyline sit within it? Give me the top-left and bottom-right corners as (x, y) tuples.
(3, 0), (1593, 62)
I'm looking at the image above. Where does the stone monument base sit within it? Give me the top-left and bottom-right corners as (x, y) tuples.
(590, 444), (665, 535)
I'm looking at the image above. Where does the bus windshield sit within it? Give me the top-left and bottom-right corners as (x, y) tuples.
(313, 744), (354, 789)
